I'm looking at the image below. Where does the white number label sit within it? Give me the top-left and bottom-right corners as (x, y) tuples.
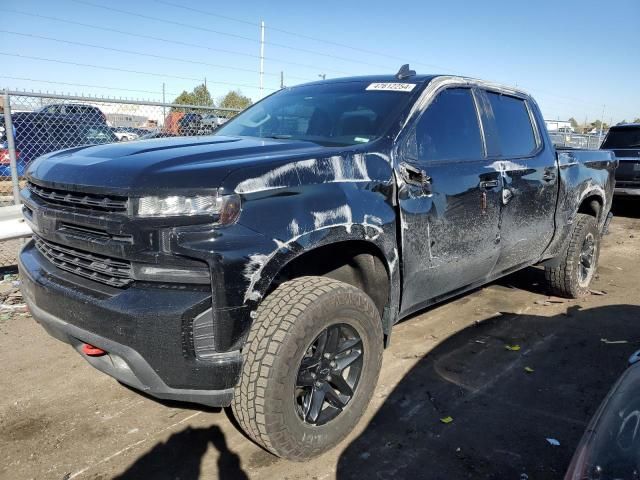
(366, 82), (417, 92)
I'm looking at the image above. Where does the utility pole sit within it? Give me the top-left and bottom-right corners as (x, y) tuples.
(599, 104), (605, 144)
(318, 73), (326, 80)
(162, 82), (166, 127)
(280, 71), (284, 89)
(259, 20), (265, 97)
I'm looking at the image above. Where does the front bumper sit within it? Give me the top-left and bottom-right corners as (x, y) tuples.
(19, 241), (241, 407)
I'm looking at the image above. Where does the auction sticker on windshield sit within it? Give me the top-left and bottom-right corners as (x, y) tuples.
(366, 83), (417, 92)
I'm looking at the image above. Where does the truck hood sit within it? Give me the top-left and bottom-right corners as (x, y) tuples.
(26, 135), (332, 195)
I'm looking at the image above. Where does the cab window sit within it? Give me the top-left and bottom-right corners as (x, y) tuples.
(485, 92), (537, 157)
(414, 88), (483, 163)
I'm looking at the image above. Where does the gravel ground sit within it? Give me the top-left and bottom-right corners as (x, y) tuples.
(0, 199), (638, 480)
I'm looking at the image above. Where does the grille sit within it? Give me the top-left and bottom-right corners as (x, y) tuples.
(28, 182), (128, 212)
(34, 236), (133, 287)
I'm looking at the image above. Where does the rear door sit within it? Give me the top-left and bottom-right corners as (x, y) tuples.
(396, 87), (502, 314)
(479, 90), (558, 274)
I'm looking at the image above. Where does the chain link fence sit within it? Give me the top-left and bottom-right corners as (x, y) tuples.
(548, 131), (604, 149)
(0, 91), (241, 267)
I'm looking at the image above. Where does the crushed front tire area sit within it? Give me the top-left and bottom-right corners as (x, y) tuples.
(545, 213), (601, 298)
(231, 276), (384, 461)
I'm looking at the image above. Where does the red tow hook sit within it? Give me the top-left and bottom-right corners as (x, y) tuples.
(82, 343), (107, 356)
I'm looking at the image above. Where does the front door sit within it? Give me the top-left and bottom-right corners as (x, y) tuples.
(397, 87), (502, 316)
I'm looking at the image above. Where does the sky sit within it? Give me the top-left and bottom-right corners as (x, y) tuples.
(1, 0), (639, 124)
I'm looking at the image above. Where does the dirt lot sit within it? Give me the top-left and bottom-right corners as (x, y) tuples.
(1, 200), (639, 480)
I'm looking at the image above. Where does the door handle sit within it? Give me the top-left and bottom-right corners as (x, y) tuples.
(399, 162), (431, 189)
(479, 179), (500, 189)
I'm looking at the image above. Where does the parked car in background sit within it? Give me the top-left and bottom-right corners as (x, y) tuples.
(565, 350), (640, 479)
(200, 114), (228, 133)
(163, 111), (202, 136)
(139, 130), (177, 140)
(177, 113), (202, 136)
(601, 123), (640, 196)
(110, 127), (151, 142)
(35, 103), (107, 124)
(20, 69), (616, 460)
(111, 127), (138, 142)
(82, 125), (119, 145)
(0, 112), (117, 176)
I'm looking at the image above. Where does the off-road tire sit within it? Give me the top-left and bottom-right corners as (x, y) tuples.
(545, 213), (601, 298)
(231, 276), (384, 461)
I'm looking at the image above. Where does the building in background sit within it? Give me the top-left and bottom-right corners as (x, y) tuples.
(545, 120), (574, 133)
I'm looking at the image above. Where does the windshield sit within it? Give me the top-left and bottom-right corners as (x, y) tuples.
(215, 81), (420, 146)
(602, 127), (640, 148)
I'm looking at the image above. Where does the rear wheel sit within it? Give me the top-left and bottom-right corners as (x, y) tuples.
(232, 276), (384, 461)
(545, 213), (601, 298)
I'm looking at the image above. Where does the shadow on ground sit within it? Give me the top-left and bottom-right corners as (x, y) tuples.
(114, 425), (248, 480)
(337, 304), (640, 479)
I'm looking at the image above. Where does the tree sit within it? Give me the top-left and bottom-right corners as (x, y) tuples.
(172, 90), (194, 108)
(192, 84), (214, 107)
(171, 84), (214, 112)
(617, 120), (628, 126)
(590, 120), (609, 131)
(634, 118), (640, 124)
(218, 90), (252, 116)
(568, 117), (579, 129)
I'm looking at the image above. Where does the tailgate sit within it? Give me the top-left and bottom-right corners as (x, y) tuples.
(613, 149), (640, 182)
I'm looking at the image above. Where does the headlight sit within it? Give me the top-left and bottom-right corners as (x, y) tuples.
(135, 192), (241, 224)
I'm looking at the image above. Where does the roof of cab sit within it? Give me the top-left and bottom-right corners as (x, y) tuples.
(610, 123), (640, 129)
(292, 73), (534, 100)
(296, 74), (439, 87)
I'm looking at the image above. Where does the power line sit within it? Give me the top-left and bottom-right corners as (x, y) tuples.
(1, 30), (314, 82)
(155, 0), (257, 27)
(4, 6), (627, 116)
(70, 0), (395, 70)
(4, 9), (350, 75)
(1, 52), (275, 91)
(0, 76), (183, 97)
(148, 1), (632, 113)
(153, 0), (461, 73)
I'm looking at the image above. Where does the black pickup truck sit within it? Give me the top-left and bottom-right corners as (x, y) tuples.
(600, 123), (640, 196)
(19, 67), (616, 460)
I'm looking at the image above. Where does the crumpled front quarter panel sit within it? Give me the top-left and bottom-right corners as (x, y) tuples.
(220, 147), (401, 316)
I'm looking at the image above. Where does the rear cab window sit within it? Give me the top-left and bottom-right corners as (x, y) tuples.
(485, 92), (538, 157)
(602, 126), (640, 149)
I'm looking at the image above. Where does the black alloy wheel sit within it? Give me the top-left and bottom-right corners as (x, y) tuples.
(295, 323), (364, 426)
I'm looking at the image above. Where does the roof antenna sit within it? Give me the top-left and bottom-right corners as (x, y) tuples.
(396, 64), (416, 80)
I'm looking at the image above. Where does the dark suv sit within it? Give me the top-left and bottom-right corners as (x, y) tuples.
(601, 123), (640, 196)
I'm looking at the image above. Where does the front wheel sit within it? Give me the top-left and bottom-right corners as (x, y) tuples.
(232, 276), (384, 461)
(544, 213), (601, 298)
